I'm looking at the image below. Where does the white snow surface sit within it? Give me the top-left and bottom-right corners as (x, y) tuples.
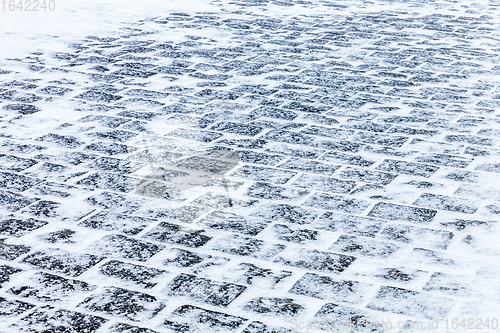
(0, 0), (499, 332)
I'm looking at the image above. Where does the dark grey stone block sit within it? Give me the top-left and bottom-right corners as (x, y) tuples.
(166, 273), (246, 306)
(330, 235), (401, 257)
(376, 159), (439, 177)
(22, 249), (103, 277)
(78, 286), (164, 320)
(303, 192), (370, 214)
(413, 193), (478, 214)
(368, 202), (437, 223)
(89, 234), (164, 262)
(289, 272), (371, 304)
(274, 248), (356, 273)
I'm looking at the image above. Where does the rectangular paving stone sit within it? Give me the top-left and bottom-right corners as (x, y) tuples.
(210, 121), (263, 136)
(313, 212), (383, 237)
(21, 162), (72, 182)
(380, 224), (454, 250)
(85, 142), (131, 155)
(475, 162), (500, 173)
(123, 88), (170, 99)
(367, 202), (437, 223)
(301, 114), (339, 126)
(265, 143), (324, 159)
(109, 323), (158, 333)
(413, 193), (478, 214)
(282, 101), (328, 113)
(453, 184), (500, 201)
(352, 132), (408, 147)
(252, 203), (318, 225)
(35, 133), (83, 149)
(1, 80), (38, 90)
(173, 155), (238, 176)
(13, 307), (107, 332)
(89, 234), (164, 262)
(440, 219), (489, 231)
(445, 170), (480, 183)
(7, 272), (96, 303)
(274, 248), (356, 273)
(262, 129), (315, 146)
(445, 134), (494, 146)
(0, 190), (39, 212)
(167, 128), (223, 142)
(232, 150), (285, 166)
(289, 272), (371, 304)
(387, 126), (439, 136)
(292, 174), (356, 194)
(99, 260), (167, 289)
(87, 129), (138, 142)
(79, 212), (155, 235)
(375, 159), (439, 177)
(423, 272), (469, 296)
(0, 217), (48, 237)
(189, 191), (242, 210)
(78, 286), (164, 321)
(330, 235), (401, 257)
(23, 200), (61, 218)
(161, 248), (206, 268)
(36, 151), (99, 166)
(0, 142), (45, 155)
(415, 153), (472, 168)
(143, 222), (212, 248)
(22, 249), (103, 277)
(85, 191), (142, 213)
(300, 125), (354, 139)
(117, 110), (162, 121)
(409, 138), (462, 155)
(197, 210), (270, 236)
(222, 262), (292, 286)
(86, 157), (144, 174)
(155, 66), (196, 75)
(337, 167), (397, 185)
(0, 241), (31, 261)
(277, 158), (341, 176)
(230, 165), (296, 184)
(314, 139), (364, 153)
(78, 115), (131, 128)
(0, 297), (35, 319)
(320, 151), (375, 167)
(166, 273), (246, 306)
(76, 172), (136, 193)
(303, 193), (370, 214)
(244, 297), (304, 316)
(271, 224), (318, 243)
(242, 321), (297, 333)
(1, 5), (500, 331)
(341, 121), (392, 133)
(110, 68), (157, 78)
(410, 247), (456, 267)
(313, 303), (383, 332)
(374, 267), (429, 284)
(75, 90), (123, 103)
(367, 286), (453, 319)
(0, 90), (42, 103)
(0, 154), (38, 171)
(212, 234), (285, 259)
(38, 85), (72, 96)
(162, 305), (248, 332)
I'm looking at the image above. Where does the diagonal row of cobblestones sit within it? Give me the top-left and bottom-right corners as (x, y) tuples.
(0, 0), (500, 332)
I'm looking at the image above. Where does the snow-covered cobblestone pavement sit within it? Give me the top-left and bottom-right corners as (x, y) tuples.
(0, 0), (500, 332)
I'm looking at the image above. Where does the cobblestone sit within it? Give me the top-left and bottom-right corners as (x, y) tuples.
(1, 0), (499, 330)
